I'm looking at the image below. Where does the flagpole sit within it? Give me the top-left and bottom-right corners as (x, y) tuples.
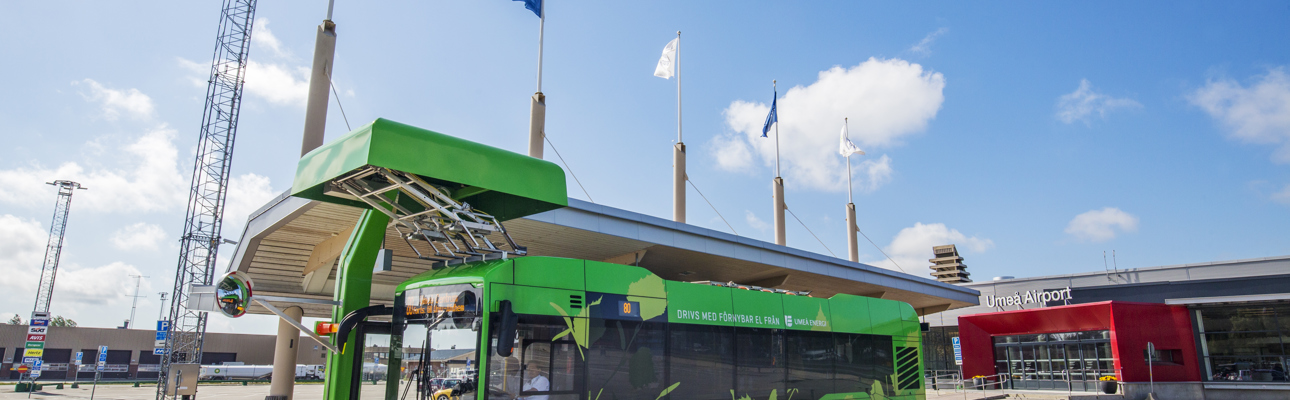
(537, 1), (545, 92)
(673, 31), (686, 223)
(773, 80), (781, 178)
(845, 118), (853, 204)
(527, 0), (547, 158)
(772, 80), (786, 246)
(845, 117), (858, 262)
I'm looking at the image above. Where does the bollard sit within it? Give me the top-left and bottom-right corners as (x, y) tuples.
(57, 383), (64, 389)
(71, 383), (79, 389)
(133, 382), (140, 388)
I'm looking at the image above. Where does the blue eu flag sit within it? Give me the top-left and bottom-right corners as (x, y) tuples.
(513, 0), (542, 17)
(762, 92), (778, 138)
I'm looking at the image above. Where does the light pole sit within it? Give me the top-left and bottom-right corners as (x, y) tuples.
(156, 292), (168, 322)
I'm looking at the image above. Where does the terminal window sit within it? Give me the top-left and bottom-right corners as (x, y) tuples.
(1197, 305), (1290, 382)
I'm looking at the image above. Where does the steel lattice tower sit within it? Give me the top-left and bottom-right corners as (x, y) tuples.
(32, 180), (86, 315)
(157, 1), (256, 398)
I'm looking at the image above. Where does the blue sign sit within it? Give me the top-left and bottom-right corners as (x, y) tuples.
(22, 357), (40, 364)
(30, 319), (49, 327)
(33, 359), (42, 370)
(952, 337), (963, 366)
(153, 348), (168, 356)
(157, 320), (170, 332)
(75, 352), (83, 364)
(155, 331), (168, 341)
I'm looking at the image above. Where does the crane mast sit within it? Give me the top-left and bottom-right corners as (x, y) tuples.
(157, 1), (256, 398)
(32, 180), (85, 315)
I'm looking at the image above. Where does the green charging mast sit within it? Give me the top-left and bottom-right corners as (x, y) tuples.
(289, 118), (567, 399)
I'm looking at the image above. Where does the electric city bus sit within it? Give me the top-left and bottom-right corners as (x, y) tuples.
(391, 256), (926, 400)
(249, 119), (926, 400)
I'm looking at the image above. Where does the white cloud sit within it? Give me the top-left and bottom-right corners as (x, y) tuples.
(1272, 184), (1290, 205)
(176, 57), (208, 88)
(224, 173), (278, 233)
(0, 214), (47, 272)
(0, 126), (186, 213)
(1065, 207), (1138, 242)
(709, 132), (754, 171)
(110, 222), (167, 251)
(744, 210), (769, 232)
(245, 61), (310, 107)
(868, 222), (993, 273)
(252, 18), (290, 58)
(0, 215), (144, 314)
(908, 28), (949, 56)
(1055, 79), (1142, 124)
(856, 154), (893, 192)
(73, 79), (155, 121)
(178, 57), (310, 107)
(1189, 68), (1290, 163)
(52, 262), (148, 308)
(716, 58), (945, 191)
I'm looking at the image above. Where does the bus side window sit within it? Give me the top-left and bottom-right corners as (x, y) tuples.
(486, 315), (583, 400)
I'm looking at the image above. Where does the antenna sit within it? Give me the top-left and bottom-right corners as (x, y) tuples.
(128, 275), (149, 329)
(32, 180), (87, 315)
(1103, 251), (1113, 281)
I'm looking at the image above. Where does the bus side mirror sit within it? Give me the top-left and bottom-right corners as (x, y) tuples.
(496, 300), (519, 357)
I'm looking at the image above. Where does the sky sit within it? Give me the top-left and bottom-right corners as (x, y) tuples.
(1, 1), (1289, 337)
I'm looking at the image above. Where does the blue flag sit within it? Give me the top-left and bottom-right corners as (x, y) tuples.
(513, 0), (542, 17)
(762, 91), (778, 137)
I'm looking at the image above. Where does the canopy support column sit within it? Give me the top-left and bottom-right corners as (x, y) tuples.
(323, 209), (389, 400)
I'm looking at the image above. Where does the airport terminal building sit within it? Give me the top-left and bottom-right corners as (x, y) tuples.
(923, 255), (1290, 400)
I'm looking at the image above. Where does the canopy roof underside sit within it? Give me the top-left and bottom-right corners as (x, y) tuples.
(229, 194), (980, 319)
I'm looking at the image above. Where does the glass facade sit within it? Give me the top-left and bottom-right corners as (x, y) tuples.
(922, 326), (960, 373)
(991, 330), (1113, 391)
(1198, 305), (1290, 382)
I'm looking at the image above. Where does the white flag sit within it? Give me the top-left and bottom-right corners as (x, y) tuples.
(654, 38), (678, 79)
(840, 123), (864, 157)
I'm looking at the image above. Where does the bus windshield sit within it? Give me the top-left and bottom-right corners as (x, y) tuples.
(404, 283), (483, 398)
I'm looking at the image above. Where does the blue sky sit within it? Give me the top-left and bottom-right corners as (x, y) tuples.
(1, 1), (1288, 334)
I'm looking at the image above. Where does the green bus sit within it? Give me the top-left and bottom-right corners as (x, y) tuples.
(397, 256), (925, 400)
(267, 119), (925, 400)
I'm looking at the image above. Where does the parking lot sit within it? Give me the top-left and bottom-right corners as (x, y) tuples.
(0, 382), (392, 400)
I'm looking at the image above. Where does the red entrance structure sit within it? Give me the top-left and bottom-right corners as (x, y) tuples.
(959, 301), (1202, 386)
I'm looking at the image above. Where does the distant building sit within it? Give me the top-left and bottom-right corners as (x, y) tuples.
(920, 254), (1290, 399)
(0, 325), (327, 381)
(929, 244), (971, 283)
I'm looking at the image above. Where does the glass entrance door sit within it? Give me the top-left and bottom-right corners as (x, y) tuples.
(992, 331), (1111, 392)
